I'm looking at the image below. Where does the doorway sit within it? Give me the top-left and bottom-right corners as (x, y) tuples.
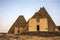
(18, 30), (19, 33)
(37, 25), (39, 31)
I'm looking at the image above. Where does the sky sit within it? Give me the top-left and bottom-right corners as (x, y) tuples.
(0, 0), (60, 33)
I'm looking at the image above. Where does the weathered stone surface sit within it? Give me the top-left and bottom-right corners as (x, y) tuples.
(31, 7), (56, 31)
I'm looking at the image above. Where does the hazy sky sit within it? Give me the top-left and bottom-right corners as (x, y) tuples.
(0, 0), (60, 33)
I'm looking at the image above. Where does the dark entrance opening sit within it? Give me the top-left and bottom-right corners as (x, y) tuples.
(37, 25), (39, 31)
(18, 30), (19, 33)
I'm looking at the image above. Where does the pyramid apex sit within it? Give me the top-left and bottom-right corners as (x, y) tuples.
(39, 7), (45, 10)
(17, 15), (26, 23)
(40, 7), (45, 8)
(19, 15), (24, 17)
(18, 15), (26, 20)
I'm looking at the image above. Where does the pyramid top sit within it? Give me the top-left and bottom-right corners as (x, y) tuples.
(32, 7), (46, 20)
(13, 15), (26, 27)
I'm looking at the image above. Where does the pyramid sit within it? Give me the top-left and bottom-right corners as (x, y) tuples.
(31, 7), (56, 31)
(8, 7), (57, 34)
(8, 15), (26, 34)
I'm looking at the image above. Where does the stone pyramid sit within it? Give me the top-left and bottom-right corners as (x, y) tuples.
(31, 7), (56, 31)
(8, 15), (26, 34)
